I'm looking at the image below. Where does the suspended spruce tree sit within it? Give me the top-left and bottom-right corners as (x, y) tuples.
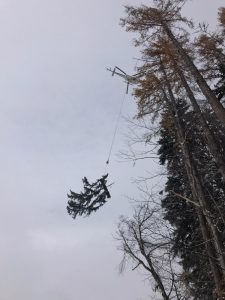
(67, 174), (111, 220)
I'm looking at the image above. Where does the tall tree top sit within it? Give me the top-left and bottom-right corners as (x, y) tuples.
(120, 0), (192, 45)
(218, 7), (225, 34)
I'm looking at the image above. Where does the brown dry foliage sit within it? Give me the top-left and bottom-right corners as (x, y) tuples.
(134, 74), (163, 119)
(195, 33), (225, 78)
(120, 1), (192, 46)
(218, 7), (225, 33)
(196, 34), (224, 60)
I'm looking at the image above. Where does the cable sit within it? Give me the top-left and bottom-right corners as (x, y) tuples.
(105, 90), (127, 172)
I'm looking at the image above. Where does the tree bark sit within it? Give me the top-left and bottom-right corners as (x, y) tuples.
(145, 255), (170, 300)
(166, 77), (225, 274)
(173, 61), (225, 182)
(162, 22), (225, 127)
(159, 66), (225, 295)
(167, 92), (224, 294)
(138, 227), (170, 299)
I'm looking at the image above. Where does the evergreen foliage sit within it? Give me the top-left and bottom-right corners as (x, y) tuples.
(215, 64), (225, 102)
(158, 101), (225, 298)
(67, 174), (111, 219)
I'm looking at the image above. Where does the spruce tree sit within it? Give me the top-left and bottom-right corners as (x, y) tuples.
(158, 101), (225, 298)
(67, 174), (111, 219)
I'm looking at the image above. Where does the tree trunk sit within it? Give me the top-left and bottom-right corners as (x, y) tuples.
(166, 76), (225, 274)
(173, 107), (225, 298)
(146, 258), (170, 300)
(159, 66), (225, 295)
(138, 234), (170, 299)
(173, 61), (225, 182)
(162, 22), (225, 127)
(196, 210), (223, 296)
(167, 92), (225, 295)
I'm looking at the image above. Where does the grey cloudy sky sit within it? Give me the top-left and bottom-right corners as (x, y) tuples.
(0, 1), (224, 299)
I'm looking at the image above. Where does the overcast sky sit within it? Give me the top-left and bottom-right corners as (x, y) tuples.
(0, 1), (224, 299)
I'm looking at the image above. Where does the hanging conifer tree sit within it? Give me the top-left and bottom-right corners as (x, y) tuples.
(67, 174), (111, 220)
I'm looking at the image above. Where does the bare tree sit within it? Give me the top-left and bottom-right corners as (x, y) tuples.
(116, 202), (190, 300)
